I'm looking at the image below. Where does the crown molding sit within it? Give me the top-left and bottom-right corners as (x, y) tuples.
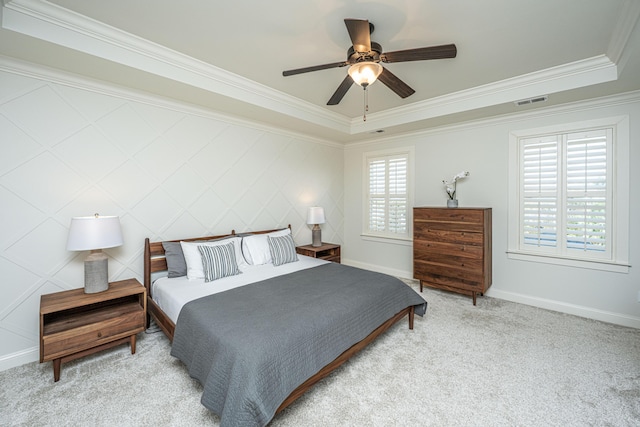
(345, 89), (640, 149)
(349, 55), (618, 134)
(607, 0), (640, 73)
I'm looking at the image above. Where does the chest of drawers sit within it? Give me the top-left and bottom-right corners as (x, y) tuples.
(413, 207), (492, 305)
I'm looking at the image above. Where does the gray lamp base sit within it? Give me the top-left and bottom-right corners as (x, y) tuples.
(311, 225), (322, 247)
(84, 250), (109, 293)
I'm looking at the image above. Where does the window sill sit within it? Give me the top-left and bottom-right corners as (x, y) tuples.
(361, 233), (413, 246)
(507, 250), (630, 273)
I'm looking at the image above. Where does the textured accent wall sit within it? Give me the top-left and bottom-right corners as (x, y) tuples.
(0, 64), (344, 368)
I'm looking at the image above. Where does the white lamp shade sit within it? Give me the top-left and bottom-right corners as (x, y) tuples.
(348, 62), (383, 87)
(307, 207), (325, 225)
(66, 215), (124, 251)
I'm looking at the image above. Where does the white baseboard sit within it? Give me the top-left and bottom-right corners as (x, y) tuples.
(342, 257), (640, 329)
(487, 288), (640, 329)
(0, 346), (38, 372)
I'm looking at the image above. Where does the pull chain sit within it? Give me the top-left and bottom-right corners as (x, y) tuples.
(363, 86), (369, 121)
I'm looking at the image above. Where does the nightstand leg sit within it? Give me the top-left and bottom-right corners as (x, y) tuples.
(472, 292), (477, 306)
(130, 335), (137, 354)
(53, 358), (61, 382)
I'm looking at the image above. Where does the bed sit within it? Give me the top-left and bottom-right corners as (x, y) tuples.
(144, 227), (427, 427)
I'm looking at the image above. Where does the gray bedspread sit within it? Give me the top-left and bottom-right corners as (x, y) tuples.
(170, 262), (427, 427)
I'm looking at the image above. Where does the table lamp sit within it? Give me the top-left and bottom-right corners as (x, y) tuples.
(307, 207), (325, 247)
(66, 214), (123, 293)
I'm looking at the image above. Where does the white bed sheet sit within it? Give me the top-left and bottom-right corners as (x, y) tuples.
(152, 255), (329, 323)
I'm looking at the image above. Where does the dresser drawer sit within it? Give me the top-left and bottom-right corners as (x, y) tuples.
(417, 272), (485, 292)
(42, 306), (144, 361)
(414, 239), (483, 259)
(414, 249), (484, 275)
(414, 259), (485, 284)
(414, 208), (486, 223)
(414, 223), (484, 244)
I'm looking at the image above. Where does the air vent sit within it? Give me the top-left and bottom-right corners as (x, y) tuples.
(514, 95), (548, 106)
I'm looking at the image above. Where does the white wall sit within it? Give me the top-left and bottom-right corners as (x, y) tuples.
(0, 59), (344, 370)
(1, 56), (638, 373)
(344, 93), (640, 328)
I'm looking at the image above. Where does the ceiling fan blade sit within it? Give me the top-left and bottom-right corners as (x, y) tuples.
(283, 61), (348, 76)
(344, 19), (371, 53)
(327, 75), (354, 105)
(381, 44), (457, 63)
(377, 67), (415, 99)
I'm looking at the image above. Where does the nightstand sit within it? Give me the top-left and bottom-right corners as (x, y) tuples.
(296, 243), (341, 263)
(39, 278), (146, 382)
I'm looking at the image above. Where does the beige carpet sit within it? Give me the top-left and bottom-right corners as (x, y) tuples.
(1, 281), (639, 426)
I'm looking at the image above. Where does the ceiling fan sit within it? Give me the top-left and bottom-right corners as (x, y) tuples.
(282, 18), (457, 106)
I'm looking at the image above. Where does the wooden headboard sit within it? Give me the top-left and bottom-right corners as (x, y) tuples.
(143, 225), (292, 296)
(143, 226), (291, 337)
(144, 232), (233, 293)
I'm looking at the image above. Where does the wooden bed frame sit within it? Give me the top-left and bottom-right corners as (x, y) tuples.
(143, 227), (415, 413)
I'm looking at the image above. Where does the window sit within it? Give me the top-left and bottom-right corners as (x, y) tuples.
(508, 116), (629, 272)
(363, 148), (413, 240)
(521, 129), (611, 257)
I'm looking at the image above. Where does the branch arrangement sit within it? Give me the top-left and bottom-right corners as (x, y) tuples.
(443, 171), (469, 200)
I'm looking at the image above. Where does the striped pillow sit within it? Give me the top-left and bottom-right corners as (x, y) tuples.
(198, 242), (241, 282)
(268, 234), (299, 266)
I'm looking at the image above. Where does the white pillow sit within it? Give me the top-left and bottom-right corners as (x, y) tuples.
(181, 236), (246, 280)
(242, 228), (291, 265)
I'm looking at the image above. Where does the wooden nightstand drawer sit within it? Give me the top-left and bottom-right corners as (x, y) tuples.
(42, 305), (145, 361)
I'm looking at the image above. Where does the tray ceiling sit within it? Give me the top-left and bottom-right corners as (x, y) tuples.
(1, 0), (639, 143)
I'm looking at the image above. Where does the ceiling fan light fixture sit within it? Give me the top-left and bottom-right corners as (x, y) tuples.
(348, 61), (383, 87)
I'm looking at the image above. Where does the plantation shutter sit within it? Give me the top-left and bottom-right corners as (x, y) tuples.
(565, 129), (609, 254)
(388, 157), (407, 233)
(367, 153), (409, 236)
(522, 136), (558, 248)
(368, 159), (386, 232)
(519, 128), (611, 258)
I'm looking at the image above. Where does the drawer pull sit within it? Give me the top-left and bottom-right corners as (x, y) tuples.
(97, 332), (102, 338)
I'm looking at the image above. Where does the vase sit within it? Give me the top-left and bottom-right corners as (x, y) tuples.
(447, 199), (458, 208)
